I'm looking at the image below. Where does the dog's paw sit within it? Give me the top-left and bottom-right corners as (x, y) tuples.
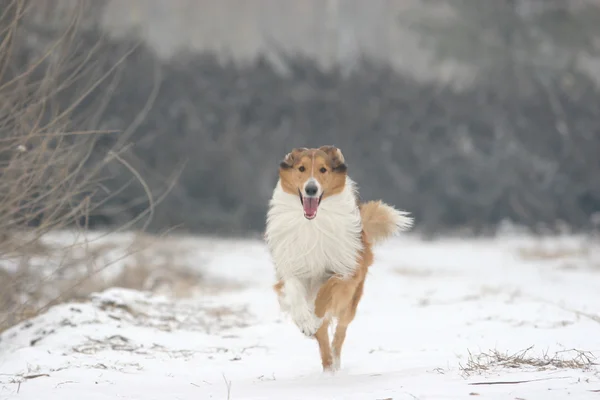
(292, 310), (323, 337)
(323, 362), (338, 374)
(322, 352), (341, 374)
(332, 355), (341, 371)
(323, 365), (338, 375)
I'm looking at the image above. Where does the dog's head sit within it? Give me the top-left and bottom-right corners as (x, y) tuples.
(278, 146), (348, 220)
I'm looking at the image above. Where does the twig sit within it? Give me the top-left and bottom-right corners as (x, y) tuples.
(22, 374), (50, 380)
(469, 376), (570, 386)
(106, 150), (155, 231)
(55, 380), (75, 388)
(222, 373), (232, 400)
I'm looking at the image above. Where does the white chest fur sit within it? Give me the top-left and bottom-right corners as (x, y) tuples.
(265, 177), (363, 281)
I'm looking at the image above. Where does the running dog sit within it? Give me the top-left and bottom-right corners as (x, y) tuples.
(265, 146), (413, 372)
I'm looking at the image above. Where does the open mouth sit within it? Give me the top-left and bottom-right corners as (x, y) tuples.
(298, 189), (323, 220)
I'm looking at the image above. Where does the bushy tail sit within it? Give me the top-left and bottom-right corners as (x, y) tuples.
(359, 200), (413, 244)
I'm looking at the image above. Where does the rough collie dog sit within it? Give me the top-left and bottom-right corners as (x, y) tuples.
(265, 146), (413, 372)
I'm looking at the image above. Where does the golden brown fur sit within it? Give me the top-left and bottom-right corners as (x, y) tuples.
(360, 200), (410, 244)
(278, 146), (347, 200)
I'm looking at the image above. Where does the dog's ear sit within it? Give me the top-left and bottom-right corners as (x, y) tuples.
(279, 152), (294, 169)
(279, 147), (307, 169)
(319, 145), (347, 172)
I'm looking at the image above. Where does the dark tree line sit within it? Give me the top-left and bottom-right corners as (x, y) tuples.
(73, 46), (600, 236)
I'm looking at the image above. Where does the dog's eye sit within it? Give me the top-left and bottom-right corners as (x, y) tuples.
(298, 166), (305, 172)
(319, 167), (327, 173)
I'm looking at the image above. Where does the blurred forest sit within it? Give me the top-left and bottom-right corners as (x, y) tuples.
(4, 0), (600, 237)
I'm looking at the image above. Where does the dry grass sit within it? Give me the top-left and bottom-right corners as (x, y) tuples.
(0, 1), (181, 332)
(515, 235), (600, 263)
(515, 237), (600, 271)
(517, 246), (589, 261)
(0, 231), (213, 332)
(459, 345), (598, 377)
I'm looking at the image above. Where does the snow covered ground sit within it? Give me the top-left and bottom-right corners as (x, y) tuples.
(1, 232), (599, 399)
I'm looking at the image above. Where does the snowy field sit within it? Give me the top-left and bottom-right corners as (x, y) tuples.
(1, 231), (599, 399)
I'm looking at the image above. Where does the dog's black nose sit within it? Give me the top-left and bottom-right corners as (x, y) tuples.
(305, 184), (318, 196)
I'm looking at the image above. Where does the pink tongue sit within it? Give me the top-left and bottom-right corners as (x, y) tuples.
(303, 196), (319, 217)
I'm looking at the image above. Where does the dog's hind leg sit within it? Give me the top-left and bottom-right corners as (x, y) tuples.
(331, 278), (364, 370)
(314, 318), (333, 371)
(313, 271), (366, 371)
(314, 274), (359, 318)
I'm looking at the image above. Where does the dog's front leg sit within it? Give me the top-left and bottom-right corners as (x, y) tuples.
(280, 277), (323, 337)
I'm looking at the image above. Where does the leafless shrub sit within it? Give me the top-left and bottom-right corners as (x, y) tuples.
(0, 0), (180, 332)
(459, 345), (598, 377)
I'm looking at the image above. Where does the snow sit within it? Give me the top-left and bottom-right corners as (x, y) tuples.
(1, 233), (599, 399)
